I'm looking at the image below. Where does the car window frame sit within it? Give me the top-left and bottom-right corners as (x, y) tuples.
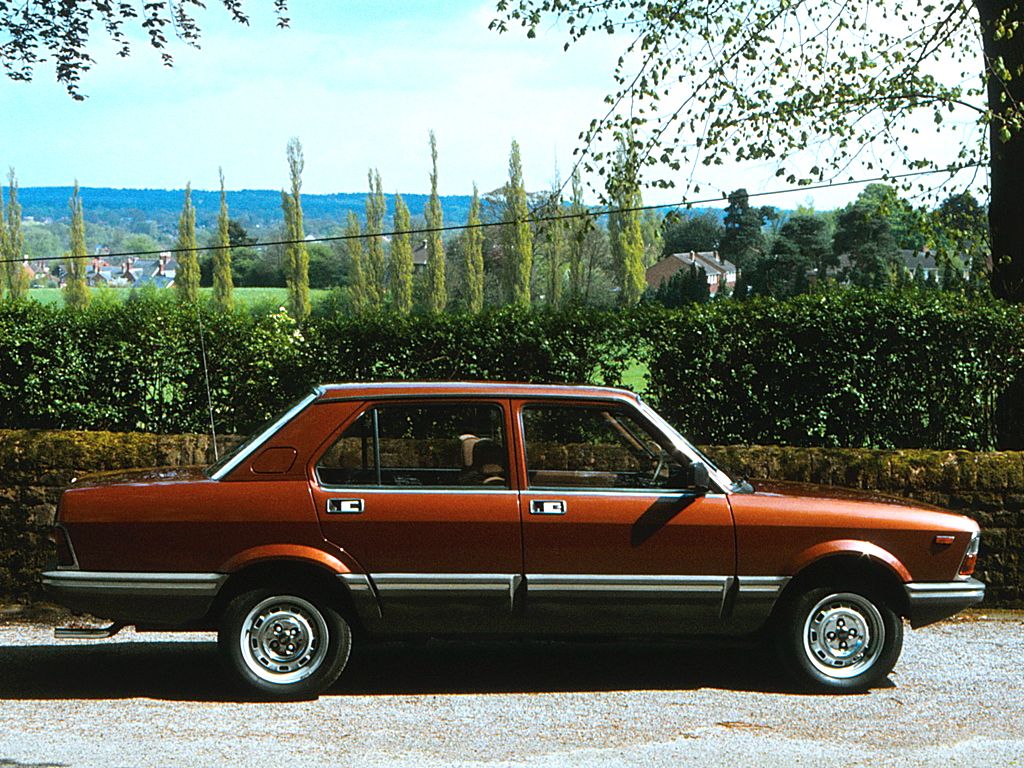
(311, 397), (517, 492)
(517, 399), (692, 493)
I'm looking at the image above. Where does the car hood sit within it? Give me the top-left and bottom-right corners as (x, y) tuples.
(70, 466), (209, 488)
(745, 479), (948, 512)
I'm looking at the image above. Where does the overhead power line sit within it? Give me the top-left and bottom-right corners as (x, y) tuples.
(1, 163), (983, 267)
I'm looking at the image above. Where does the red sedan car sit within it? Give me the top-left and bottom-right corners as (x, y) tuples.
(45, 383), (983, 699)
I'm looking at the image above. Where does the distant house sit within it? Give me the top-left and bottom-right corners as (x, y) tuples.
(132, 252), (177, 289)
(645, 251), (739, 296)
(87, 257), (117, 287)
(831, 250), (967, 282)
(87, 252), (177, 288)
(410, 240), (430, 273)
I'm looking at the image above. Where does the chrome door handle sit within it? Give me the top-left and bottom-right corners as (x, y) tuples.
(530, 499), (566, 515)
(326, 498), (363, 514)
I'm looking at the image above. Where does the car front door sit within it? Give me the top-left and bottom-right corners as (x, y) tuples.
(310, 399), (522, 633)
(515, 399), (736, 634)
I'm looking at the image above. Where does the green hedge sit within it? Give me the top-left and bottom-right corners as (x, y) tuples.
(645, 291), (1024, 450)
(2, 289), (1022, 449)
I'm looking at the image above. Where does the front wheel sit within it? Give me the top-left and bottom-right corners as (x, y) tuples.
(775, 586), (903, 693)
(219, 589), (352, 700)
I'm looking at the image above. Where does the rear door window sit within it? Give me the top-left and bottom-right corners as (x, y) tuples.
(316, 402), (508, 489)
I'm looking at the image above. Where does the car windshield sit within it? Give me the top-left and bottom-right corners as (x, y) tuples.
(205, 391), (319, 479)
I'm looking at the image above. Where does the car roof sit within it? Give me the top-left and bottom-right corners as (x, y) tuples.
(315, 381), (639, 402)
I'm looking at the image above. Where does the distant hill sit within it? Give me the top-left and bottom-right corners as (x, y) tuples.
(17, 186), (730, 239)
(18, 187), (476, 235)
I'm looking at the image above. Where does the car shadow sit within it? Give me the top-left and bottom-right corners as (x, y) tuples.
(0, 636), (813, 702)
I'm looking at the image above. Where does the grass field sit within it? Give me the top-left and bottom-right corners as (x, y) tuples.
(26, 287), (332, 308)
(619, 358), (650, 394)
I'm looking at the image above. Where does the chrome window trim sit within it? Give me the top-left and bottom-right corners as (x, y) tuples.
(518, 398), (731, 495)
(316, 486), (520, 495)
(634, 399), (733, 493)
(210, 388), (322, 481)
(521, 489), (726, 499)
(316, 389), (635, 404)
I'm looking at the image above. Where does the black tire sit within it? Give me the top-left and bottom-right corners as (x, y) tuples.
(218, 588), (352, 701)
(774, 584), (903, 693)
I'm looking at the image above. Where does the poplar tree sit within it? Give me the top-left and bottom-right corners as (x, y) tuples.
(543, 180), (565, 307)
(3, 169), (28, 299)
(345, 211), (368, 314)
(389, 193), (414, 314)
(64, 182), (89, 308)
(567, 169), (589, 304)
(175, 182), (200, 303)
(282, 137), (310, 321)
(502, 139), (533, 307)
(425, 131), (446, 313)
(463, 183), (484, 313)
(212, 167), (233, 311)
(365, 168), (387, 306)
(608, 140), (645, 305)
(0, 183), (7, 301)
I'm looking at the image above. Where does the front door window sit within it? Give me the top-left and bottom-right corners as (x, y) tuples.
(522, 403), (684, 490)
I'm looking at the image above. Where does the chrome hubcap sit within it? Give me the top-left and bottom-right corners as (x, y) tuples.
(240, 596), (328, 685)
(803, 592), (884, 679)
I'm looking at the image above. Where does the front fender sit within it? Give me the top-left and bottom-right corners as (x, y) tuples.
(786, 539), (912, 583)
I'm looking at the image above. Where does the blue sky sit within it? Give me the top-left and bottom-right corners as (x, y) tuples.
(1, 1), (986, 211)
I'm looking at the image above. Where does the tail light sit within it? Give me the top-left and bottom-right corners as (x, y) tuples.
(48, 525), (77, 568)
(958, 532), (980, 577)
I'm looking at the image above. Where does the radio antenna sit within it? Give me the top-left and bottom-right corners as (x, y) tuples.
(194, 302), (219, 460)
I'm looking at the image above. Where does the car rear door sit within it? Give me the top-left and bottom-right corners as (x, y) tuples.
(310, 398), (522, 633)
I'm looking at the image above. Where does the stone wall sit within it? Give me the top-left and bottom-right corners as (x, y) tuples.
(706, 446), (1023, 605)
(0, 430), (1019, 605)
(0, 430), (230, 599)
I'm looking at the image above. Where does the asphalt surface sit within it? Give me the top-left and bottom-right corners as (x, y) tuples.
(0, 613), (1021, 768)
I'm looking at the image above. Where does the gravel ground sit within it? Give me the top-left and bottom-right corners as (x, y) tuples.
(0, 612), (1021, 768)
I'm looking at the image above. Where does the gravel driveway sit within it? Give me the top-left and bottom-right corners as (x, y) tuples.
(0, 613), (1021, 768)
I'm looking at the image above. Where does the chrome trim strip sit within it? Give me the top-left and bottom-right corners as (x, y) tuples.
(523, 489), (718, 499)
(210, 388), (322, 480)
(372, 573), (517, 592)
(316, 389), (634, 404)
(905, 580), (986, 601)
(338, 573), (374, 592)
(316, 487), (518, 495)
(526, 574), (730, 593)
(737, 576), (791, 596)
(41, 571), (226, 595)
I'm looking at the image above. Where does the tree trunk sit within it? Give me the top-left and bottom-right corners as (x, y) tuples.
(977, 1), (1024, 303)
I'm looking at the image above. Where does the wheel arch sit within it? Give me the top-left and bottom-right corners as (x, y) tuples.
(776, 548), (911, 620)
(208, 557), (370, 635)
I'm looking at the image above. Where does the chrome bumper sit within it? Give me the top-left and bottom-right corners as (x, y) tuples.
(41, 570), (226, 627)
(904, 578), (985, 628)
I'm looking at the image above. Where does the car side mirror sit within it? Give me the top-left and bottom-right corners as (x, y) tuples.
(669, 460), (711, 494)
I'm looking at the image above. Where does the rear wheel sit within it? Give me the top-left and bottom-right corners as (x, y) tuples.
(775, 585), (903, 693)
(219, 588), (351, 700)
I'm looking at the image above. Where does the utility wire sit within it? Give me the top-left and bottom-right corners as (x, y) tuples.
(3, 163), (983, 267)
